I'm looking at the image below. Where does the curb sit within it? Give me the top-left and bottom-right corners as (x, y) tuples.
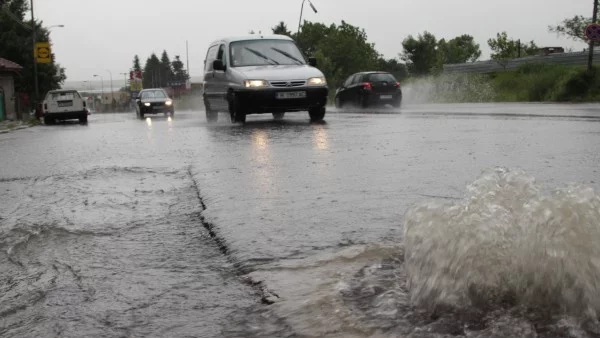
(0, 125), (34, 134)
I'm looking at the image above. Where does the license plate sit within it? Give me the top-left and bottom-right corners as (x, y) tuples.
(153, 106), (163, 110)
(58, 101), (73, 107)
(276, 91), (306, 99)
(380, 95), (393, 100)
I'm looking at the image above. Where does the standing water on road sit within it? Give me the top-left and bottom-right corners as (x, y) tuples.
(226, 167), (600, 337)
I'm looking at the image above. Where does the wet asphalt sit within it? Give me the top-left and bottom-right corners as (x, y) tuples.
(1, 104), (600, 337)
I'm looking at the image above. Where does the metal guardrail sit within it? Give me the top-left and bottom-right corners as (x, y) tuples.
(443, 50), (600, 74)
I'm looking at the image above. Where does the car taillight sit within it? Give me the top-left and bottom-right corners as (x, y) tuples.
(394, 82), (401, 87)
(363, 82), (372, 90)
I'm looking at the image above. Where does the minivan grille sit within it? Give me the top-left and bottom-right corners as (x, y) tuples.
(269, 80), (306, 87)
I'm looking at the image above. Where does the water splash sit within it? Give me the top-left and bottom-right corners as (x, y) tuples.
(403, 73), (495, 104)
(404, 167), (600, 317)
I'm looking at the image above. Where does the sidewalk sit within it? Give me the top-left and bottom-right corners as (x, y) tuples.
(0, 119), (39, 134)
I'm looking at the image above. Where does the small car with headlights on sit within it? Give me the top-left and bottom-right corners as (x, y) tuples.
(202, 35), (328, 123)
(135, 88), (174, 119)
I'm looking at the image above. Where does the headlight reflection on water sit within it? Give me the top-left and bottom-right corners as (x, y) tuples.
(312, 125), (329, 150)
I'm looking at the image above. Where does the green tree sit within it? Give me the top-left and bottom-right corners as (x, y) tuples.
(143, 53), (161, 88)
(171, 55), (189, 83)
(549, 1), (599, 44)
(377, 58), (409, 81)
(487, 32), (538, 60)
(272, 21), (292, 36)
(401, 31), (438, 75)
(294, 21), (331, 57)
(159, 50), (173, 87)
(549, 15), (590, 42)
(437, 35), (481, 64)
(132, 55), (142, 72)
(0, 0), (66, 108)
(294, 20), (380, 87)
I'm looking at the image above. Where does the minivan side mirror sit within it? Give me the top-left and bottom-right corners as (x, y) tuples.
(213, 59), (225, 71)
(308, 57), (317, 67)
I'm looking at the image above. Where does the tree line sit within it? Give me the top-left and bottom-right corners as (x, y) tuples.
(267, 6), (593, 87)
(0, 0), (66, 105)
(130, 51), (189, 90)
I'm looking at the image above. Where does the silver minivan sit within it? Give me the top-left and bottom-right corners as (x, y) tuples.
(202, 35), (328, 123)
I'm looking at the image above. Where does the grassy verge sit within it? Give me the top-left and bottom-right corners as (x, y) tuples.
(491, 64), (600, 102)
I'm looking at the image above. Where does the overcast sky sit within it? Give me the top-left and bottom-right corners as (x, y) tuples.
(36, 0), (591, 83)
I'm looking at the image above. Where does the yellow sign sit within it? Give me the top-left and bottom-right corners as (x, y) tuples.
(35, 42), (51, 64)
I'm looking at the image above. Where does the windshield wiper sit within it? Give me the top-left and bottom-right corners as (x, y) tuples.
(270, 47), (304, 65)
(244, 47), (279, 65)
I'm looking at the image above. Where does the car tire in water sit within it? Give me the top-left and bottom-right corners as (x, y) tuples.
(79, 116), (88, 124)
(273, 112), (285, 120)
(360, 95), (369, 108)
(140, 112), (145, 119)
(309, 106), (326, 122)
(205, 104), (218, 123)
(228, 93), (246, 124)
(335, 96), (343, 109)
(43, 116), (54, 125)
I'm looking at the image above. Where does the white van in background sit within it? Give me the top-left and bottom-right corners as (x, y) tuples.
(43, 89), (89, 124)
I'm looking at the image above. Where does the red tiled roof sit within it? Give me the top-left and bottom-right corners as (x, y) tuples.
(0, 58), (23, 71)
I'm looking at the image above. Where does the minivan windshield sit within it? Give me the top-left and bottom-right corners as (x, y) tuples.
(229, 39), (306, 67)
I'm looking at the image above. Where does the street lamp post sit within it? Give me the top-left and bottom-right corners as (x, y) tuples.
(588, 0), (599, 72)
(120, 72), (128, 90)
(106, 70), (114, 109)
(297, 0), (318, 35)
(47, 24), (65, 30)
(31, 0), (38, 110)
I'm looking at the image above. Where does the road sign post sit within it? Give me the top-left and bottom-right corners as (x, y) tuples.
(35, 42), (51, 64)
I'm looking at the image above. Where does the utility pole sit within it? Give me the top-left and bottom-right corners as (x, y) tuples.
(186, 40), (190, 76)
(588, 0), (599, 72)
(31, 0), (39, 108)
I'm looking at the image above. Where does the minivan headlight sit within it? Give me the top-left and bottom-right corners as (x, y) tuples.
(307, 77), (327, 86)
(244, 80), (269, 88)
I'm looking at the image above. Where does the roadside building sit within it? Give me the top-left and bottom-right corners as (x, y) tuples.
(0, 58), (23, 121)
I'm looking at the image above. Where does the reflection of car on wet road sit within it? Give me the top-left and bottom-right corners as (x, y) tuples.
(202, 35), (328, 123)
(42, 89), (89, 124)
(335, 72), (402, 108)
(135, 88), (174, 119)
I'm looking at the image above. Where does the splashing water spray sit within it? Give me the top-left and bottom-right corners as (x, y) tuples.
(404, 167), (600, 318)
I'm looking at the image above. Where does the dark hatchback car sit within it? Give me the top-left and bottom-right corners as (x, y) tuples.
(135, 88), (174, 119)
(334, 72), (402, 108)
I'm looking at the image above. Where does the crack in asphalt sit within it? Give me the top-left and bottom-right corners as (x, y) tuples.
(186, 166), (280, 305)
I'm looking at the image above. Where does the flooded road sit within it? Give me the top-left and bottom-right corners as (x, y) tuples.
(1, 104), (600, 337)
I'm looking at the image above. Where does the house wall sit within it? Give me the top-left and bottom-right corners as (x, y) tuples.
(0, 73), (16, 120)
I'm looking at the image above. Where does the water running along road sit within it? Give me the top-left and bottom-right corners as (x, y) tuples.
(1, 104), (600, 337)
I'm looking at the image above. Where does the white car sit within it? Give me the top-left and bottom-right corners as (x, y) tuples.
(43, 89), (89, 124)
